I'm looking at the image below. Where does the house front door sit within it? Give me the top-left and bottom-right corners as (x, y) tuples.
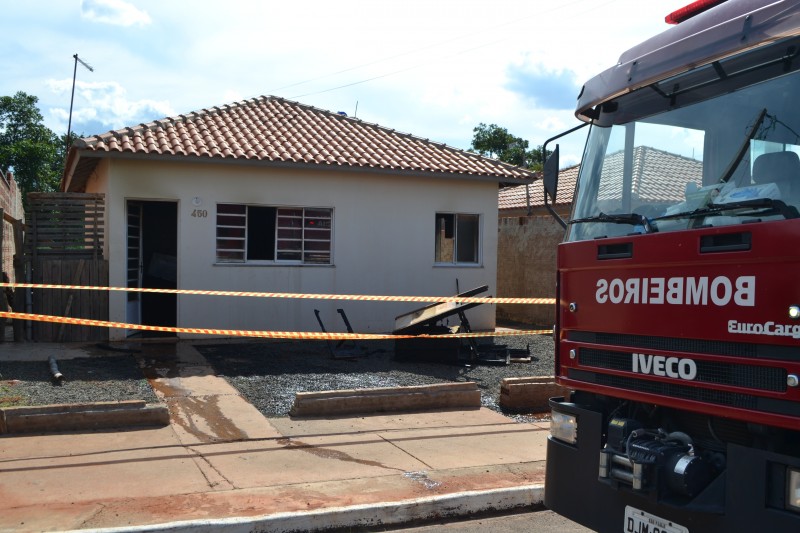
(126, 200), (178, 336)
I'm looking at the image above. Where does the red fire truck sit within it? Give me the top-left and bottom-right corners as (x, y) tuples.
(543, 1), (800, 531)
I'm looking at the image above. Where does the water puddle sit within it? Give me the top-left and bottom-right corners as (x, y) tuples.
(403, 470), (441, 490)
(135, 343), (247, 443)
(277, 438), (400, 471)
(168, 395), (248, 443)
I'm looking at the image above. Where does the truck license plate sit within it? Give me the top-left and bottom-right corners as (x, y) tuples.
(624, 506), (688, 533)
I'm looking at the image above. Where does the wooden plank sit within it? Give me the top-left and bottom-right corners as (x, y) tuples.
(28, 223), (101, 230)
(29, 250), (102, 257)
(30, 258), (40, 340)
(393, 285), (488, 334)
(94, 260), (109, 341)
(28, 192), (104, 199)
(57, 259), (85, 341)
(27, 209), (104, 216)
(50, 260), (62, 341)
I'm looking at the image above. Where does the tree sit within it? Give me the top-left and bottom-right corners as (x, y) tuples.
(0, 91), (63, 195)
(527, 144), (552, 172)
(470, 122), (551, 171)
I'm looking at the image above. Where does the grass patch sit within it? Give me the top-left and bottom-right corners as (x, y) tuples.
(0, 382), (28, 407)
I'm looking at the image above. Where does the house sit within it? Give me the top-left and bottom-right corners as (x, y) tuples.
(496, 167), (577, 327)
(498, 164), (578, 218)
(61, 96), (535, 341)
(497, 147), (702, 326)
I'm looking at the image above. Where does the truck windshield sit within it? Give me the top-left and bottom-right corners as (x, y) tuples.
(567, 38), (800, 242)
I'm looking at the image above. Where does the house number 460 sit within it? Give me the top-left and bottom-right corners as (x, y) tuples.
(191, 209), (208, 218)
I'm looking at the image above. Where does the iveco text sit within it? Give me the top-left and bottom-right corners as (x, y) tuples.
(631, 353), (698, 381)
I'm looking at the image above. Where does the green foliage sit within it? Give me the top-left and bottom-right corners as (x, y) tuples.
(0, 91), (63, 195)
(470, 122), (551, 171)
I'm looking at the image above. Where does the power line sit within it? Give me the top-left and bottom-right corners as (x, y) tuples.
(279, 0), (618, 100)
(288, 38), (505, 99)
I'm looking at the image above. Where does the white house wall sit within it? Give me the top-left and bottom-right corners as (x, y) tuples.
(87, 158), (499, 340)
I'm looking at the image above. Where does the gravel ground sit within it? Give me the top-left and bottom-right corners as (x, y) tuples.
(197, 332), (555, 420)
(0, 355), (158, 408)
(0, 331), (555, 422)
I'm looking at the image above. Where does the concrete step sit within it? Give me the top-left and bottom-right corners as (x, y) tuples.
(499, 376), (569, 412)
(0, 400), (170, 434)
(290, 382), (481, 417)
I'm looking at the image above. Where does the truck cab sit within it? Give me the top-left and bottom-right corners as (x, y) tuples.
(544, 1), (800, 531)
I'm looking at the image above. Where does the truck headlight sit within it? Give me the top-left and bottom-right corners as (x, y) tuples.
(550, 411), (577, 445)
(788, 469), (800, 512)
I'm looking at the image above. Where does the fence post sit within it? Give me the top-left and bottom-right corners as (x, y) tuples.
(12, 216), (25, 341)
(0, 207), (4, 342)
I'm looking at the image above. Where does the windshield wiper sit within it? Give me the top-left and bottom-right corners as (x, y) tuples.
(716, 108), (768, 186)
(569, 212), (654, 233)
(653, 198), (799, 222)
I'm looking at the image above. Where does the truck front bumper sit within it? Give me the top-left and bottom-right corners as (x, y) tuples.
(545, 398), (800, 533)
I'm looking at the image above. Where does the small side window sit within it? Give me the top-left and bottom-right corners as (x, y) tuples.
(435, 212), (480, 265)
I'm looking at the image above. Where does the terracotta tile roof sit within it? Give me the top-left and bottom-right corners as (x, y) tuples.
(64, 96), (535, 190)
(498, 165), (579, 211)
(498, 147), (702, 212)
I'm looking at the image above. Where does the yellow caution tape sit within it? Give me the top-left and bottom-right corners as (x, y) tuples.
(0, 283), (555, 305)
(0, 311), (553, 340)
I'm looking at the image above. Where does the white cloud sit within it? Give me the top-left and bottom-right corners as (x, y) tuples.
(81, 0), (151, 27)
(45, 79), (175, 133)
(8, 0), (693, 151)
(221, 90), (245, 105)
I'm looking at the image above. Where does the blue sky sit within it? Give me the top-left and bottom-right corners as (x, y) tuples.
(1, 0), (689, 166)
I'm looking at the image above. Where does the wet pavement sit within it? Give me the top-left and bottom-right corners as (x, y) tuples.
(0, 340), (550, 532)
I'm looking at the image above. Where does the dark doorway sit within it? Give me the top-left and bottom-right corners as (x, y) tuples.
(127, 200), (177, 336)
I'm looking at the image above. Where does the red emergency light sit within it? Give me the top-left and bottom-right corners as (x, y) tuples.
(665, 0), (727, 24)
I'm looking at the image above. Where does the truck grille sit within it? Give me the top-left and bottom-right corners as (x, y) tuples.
(565, 331), (800, 419)
(567, 331), (798, 361)
(567, 369), (800, 418)
(580, 348), (787, 392)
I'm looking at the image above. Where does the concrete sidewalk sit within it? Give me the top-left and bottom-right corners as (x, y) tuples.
(0, 342), (549, 532)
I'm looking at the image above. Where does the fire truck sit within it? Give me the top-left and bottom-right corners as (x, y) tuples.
(543, 1), (800, 531)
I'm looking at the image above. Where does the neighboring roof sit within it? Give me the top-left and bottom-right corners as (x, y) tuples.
(63, 96), (535, 191)
(598, 146), (702, 202)
(498, 165), (579, 211)
(498, 146), (702, 212)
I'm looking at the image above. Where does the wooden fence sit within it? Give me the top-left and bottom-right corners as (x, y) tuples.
(26, 193), (104, 260)
(25, 193), (108, 342)
(30, 258), (109, 342)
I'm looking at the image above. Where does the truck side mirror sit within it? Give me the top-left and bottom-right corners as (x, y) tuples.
(543, 145), (560, 203)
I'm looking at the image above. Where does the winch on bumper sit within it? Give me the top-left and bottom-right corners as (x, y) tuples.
(545, 397), (800, 533)
(598, 418), (713, 497)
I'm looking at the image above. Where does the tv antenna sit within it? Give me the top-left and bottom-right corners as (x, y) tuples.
(66, 54), (94, 157)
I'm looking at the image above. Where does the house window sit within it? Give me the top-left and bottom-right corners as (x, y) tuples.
(434, 213), (480, 264)
(216, 204), (332, 264)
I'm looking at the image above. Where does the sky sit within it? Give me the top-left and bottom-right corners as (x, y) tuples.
(2, 0), (691, 167)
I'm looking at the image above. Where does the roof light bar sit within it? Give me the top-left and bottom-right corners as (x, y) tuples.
(665, 0), (727, 24)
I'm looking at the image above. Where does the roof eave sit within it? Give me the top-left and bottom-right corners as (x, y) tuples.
(67, 150), (536, 186)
